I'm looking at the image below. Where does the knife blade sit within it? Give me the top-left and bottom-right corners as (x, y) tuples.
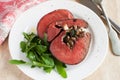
(79, 0), (120, 34)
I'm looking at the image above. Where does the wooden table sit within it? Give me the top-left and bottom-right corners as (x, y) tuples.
(0, 0), (120, 80)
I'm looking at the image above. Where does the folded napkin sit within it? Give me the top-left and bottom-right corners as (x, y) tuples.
(0, 0), (46, 45)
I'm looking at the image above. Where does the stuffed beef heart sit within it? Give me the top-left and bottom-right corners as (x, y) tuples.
(37, 9), (73, 38)
(37, 9), (91, 65)
(47, 19), (88, 42)
(50, 31), (91, 64)
(49, 19), (91, 65)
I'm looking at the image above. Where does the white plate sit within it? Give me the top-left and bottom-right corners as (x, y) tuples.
(9, 0), (108, 80)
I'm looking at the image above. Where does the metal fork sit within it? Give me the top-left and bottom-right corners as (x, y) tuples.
(92, 0), (120, 56)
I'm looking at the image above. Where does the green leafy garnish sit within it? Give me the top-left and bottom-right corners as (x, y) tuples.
(55, 59), (67, 78)
(9, 32), (67, 78)
(9, 60), (26, 65)
(20, 41), (27, 52)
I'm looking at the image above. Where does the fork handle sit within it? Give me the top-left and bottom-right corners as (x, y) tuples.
(109, 18), (120, 34)
(100, 3), (120, 56)
(101, 14), (120, 34)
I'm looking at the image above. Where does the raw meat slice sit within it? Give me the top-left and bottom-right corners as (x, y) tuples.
(47, 19), (88, 41)
(50, 31), (91, 65)
(37, 9), (73, 38)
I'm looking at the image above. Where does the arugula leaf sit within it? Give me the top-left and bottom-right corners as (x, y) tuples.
(29, 33), (36, 42)
(9, 60), (26, 65)
(10, 32), (67, 78)
(41, 55), (54, 67)
(23, 32), (30, 40)
(34, 51), (43, 62)
(55, 59), (67, 78)
(35, 45), (47, 53)
(33, 61), (53, 68)
(32, 36), (41, 44)
(20, 41), (27, 52)
(27, 51), (36, 61)
(56, 65), (67, 78)
(23, 32), (36, 42)
(44, 67), (53, 73)
(43, 33), (49, 46)
(26, 43), (37, 53)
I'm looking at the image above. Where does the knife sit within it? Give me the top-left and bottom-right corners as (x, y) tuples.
(79, 0), (120, 34)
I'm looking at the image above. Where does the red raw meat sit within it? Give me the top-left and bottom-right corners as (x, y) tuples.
(50, 31), (91, 65)
(47, 19), (88, 41)
(37, 9), (73, 38)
